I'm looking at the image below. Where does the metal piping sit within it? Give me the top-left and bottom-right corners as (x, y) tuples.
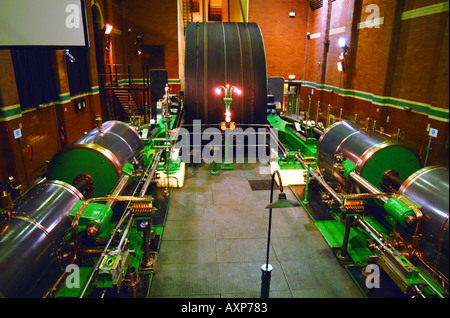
(349, 171), (388, 204)
(309, 168), (343, 205)
(79, 149), (163, 298)
(107, 175), (131, 208)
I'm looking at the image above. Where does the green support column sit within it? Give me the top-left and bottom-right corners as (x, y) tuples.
(302, 164), (311, 205)
(211, 147), (219, 175)
(221, 129), (234, 170)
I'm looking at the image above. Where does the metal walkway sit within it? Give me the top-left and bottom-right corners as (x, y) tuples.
(149, 162), (362, 298)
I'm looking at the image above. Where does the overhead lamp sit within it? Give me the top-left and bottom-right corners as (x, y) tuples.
(289, 10), (296, 18)
(338, 37), (347, 49)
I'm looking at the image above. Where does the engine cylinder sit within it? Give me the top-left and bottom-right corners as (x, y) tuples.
(399, 165), (449, 278)
(47, 121), (143, 198)
(0, 180), (84, 297)
(318, 121), (421, 190)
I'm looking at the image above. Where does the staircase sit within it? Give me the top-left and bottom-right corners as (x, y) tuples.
(183, 0), (193, 28)
(112, 89), (143, 118)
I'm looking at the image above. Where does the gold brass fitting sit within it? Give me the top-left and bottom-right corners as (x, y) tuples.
(1, 190), (13, 211)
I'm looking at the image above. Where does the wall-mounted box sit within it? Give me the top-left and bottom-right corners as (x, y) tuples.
(74, 98), (86, 112)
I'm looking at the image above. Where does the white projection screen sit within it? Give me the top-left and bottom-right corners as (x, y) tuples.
(0, 0), (89, 48)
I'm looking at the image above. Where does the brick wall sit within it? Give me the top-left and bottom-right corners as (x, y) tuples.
(248, 0), (309, 81)
(299, 0), (449, 165)
(124, 0), (179, 79)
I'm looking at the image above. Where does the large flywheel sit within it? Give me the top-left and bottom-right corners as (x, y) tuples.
(184, 22), (268, 125)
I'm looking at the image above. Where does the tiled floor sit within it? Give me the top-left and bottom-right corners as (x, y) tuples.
(149, 162), (362, 298)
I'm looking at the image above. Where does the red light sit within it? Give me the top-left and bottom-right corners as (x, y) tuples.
(215, 87), (222, 95)
(234, 87), (242, 95)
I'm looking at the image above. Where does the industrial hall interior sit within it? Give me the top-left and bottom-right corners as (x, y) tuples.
(0, 0), (448, 300)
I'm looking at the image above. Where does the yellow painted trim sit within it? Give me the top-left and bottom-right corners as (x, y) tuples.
(402, 2), (449, 20)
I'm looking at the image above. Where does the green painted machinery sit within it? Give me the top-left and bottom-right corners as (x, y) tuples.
(271, 117), (448, 298)
(0, 108), (183, 297)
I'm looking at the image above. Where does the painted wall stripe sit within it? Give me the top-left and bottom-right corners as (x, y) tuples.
(329, 26), (346, 35)
(0, 80), (178, 121)
(309, 32), (321, 39)
(0, 86), (101, 121)
(402, 1), (449, 20)
(115, 78), (181, 86)
(301, 81), (449, 122)
(0, 104), (21, 122)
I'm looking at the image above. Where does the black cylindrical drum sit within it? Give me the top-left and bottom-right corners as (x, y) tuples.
(184, 22), (267, 125)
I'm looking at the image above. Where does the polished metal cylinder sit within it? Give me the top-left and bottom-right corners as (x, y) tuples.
(75, 120), (143, 166)
(318, 121), (421, 190)
(0, 180), (84, 298)
(47, 121), (143, 198)
(399, 165), (449, 276)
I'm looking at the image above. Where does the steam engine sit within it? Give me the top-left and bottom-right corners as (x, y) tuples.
(291, 119), (448, 297)
(0, 117), (175, 298)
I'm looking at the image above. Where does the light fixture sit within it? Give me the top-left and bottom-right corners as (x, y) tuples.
(225, 111), (231, 123)
(338, 38), (348, 72)
(134, 33), (144, 56)
(289, 0), (295, 18)
(261, 170), (300, 298)
(266, 191), (301, 209)
(63, 49), (75, 63)
(215, 84), (241, 169)
(104, 24), (113, 51)
(104, 24), (113, 35)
